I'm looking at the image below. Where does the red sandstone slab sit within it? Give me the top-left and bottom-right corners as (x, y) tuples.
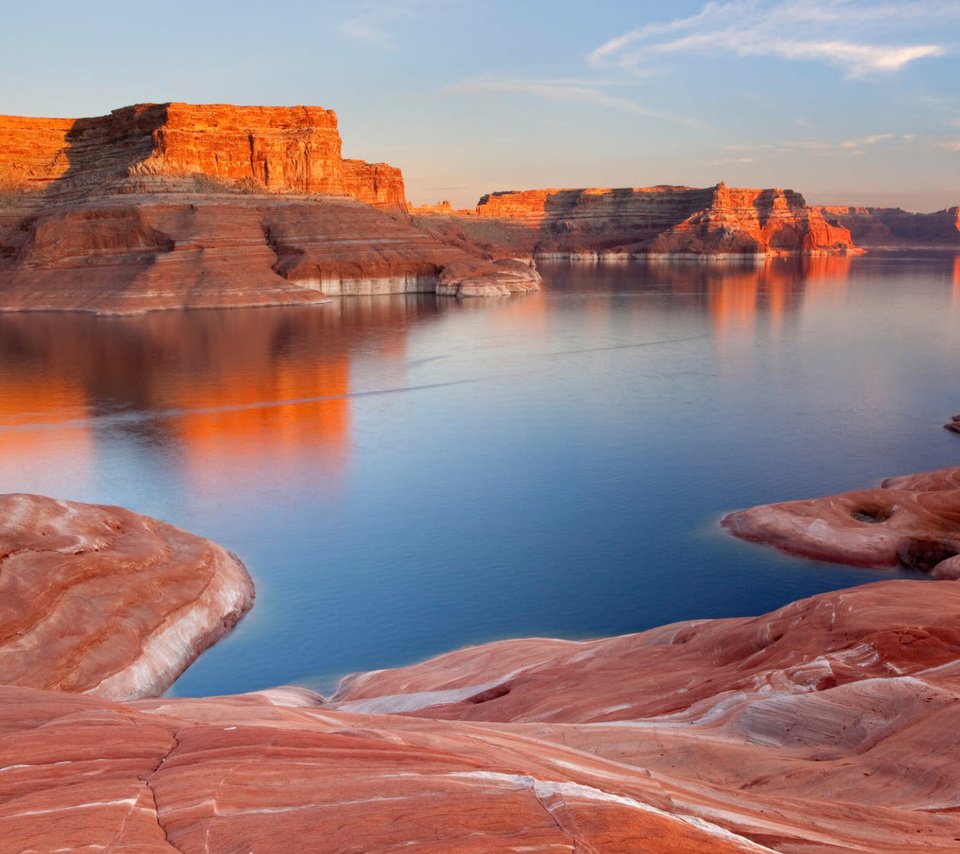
(0, 493), (253, 700)
(721, 466), (960, 576)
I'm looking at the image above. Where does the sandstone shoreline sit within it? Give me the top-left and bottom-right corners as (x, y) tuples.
(3, 469), (960, 850)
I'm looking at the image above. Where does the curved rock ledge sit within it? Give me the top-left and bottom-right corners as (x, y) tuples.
(721, 466), (960, 576)
(0, 493), (253, 700)
(6, 580), (960, 851)
(7, 489), (960, 850)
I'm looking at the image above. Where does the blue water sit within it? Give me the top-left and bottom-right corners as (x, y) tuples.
(0, 253), (957, 696)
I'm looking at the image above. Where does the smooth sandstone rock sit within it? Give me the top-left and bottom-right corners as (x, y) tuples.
(721, 466), (960, 576)
(7, 580), (960, 851)
(0, 493), (253, 700)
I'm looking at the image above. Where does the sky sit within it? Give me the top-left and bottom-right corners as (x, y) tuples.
(1, 0), (958, 211)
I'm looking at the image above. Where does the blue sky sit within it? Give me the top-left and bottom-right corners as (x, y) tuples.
(1, 1), (958, 210)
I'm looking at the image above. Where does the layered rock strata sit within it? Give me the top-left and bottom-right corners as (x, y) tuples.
(722, 466), (960, 577)
(7, 579), (960, 851)
(0, 103), (405, 207)
(816, 205), (960, 249)
(0, 104), (540, 312)
(0, 493), (253, 700)
(415, 183), (859, 258)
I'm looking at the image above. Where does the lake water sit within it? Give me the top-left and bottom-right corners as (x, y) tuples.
(1, 253), (958, 697)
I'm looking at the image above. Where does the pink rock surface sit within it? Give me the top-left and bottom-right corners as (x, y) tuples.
(722, 466), (960, 576)
(6, 580), (960, 851)
(0, 494), (253, 700)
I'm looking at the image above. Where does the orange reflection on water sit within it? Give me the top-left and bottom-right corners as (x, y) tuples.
(0, 372), (93, 495)
(0, 297), (437, 499)
(953, 256), (960, 306)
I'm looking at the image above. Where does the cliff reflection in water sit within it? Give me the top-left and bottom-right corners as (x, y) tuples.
(0, 296), (444, 500)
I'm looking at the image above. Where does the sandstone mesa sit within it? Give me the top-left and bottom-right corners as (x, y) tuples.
(414, 183), (862, 260)
(0, 103), (540, 313)
(815, 205), (960, 249)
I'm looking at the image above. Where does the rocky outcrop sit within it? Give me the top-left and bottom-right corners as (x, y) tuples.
(8, 578), (960, 851)
(0, 103), (405, 207)
(0, 104), (540, 312)
(816, 205), (960, 249)
(0, 494), (253, 700)
(415, 183), (860, 258)
(722, 466), (960, 577)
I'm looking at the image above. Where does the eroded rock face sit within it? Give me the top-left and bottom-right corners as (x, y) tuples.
(816, 205), (960, 248)
(721, 466), (960, 577)
(0, 494), (253, 700)
(424, 182), (860, 257)
(0, 103), (405, 207)
(0, 103), (540, 311)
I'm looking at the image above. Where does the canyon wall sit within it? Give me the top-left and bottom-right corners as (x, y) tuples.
(415, 182), (860, 258)
(0, 103), (540, 312)
(0, 103), (406, 207)
(816, 205), (960, 248)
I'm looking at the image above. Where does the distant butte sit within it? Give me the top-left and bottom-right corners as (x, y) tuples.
(0, 103), (540, 313)
(815, 205), (960, 249)
(414, 182), (863, 259)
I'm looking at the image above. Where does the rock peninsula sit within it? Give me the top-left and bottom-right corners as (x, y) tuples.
(722, 466), (960, 577)
(414, 183), (860, 259)
(0, 103), (540, 313)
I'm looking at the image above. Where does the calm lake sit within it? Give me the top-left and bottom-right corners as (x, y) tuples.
(1, 254), (958, 696)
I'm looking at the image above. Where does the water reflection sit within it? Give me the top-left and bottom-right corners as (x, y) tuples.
(953, 255), (960, 306)
(0, 296), (443, 499)
(0, 256), (957, 697)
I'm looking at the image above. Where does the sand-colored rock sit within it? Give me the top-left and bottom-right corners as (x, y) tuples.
(0, 493), (253, 700)
(722, 466), (960, 576)
(0, 104), (540, 312)
(414, 183), (860, 259)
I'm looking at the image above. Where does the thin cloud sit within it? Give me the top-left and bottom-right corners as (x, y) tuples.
(727, 132), (913, 157)
(445, 76), (702, 127)
(590, 1), (951, 77)
(938, 140), (960, 151)
(338, 2), (420, 50)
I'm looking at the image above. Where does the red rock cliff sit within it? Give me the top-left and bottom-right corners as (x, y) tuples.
(0, 103), (541, 312)
(465, 183), (859, 256)
(816, 205), (960, 248)
(0, 103), (407, 209)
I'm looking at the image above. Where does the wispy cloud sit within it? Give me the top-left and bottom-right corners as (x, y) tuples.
(712, 156), (754, 166)
(590, 1), (952, 77)
(938, 140), (960, 151)
(338, 2), (420, 50)
(445, 76), (702, 126)
(727, 132), (915, 157)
